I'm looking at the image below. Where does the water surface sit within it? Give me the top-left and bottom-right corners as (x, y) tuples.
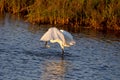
(0, 14), (120, 80)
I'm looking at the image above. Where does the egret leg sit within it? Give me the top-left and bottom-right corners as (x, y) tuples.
(61, 49), (64, 55)
(44, 41), (50, 48)
(61, 55), (64, 60)
(45, 41), (47, 47)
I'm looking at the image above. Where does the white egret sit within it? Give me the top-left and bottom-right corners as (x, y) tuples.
(40, 27), (75, 55)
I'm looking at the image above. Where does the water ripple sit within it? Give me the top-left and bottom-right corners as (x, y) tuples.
(0, 14), (120, 80)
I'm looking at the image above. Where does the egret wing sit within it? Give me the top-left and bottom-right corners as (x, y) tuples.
(40, 29), (52, 41)
(60, 30), (75, 45)
(40, 27), (66, 43)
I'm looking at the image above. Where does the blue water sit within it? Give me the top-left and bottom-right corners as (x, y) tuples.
(0, 14), (120, 80)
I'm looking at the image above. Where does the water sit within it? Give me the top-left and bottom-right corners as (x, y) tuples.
(0, 14), (120, 80)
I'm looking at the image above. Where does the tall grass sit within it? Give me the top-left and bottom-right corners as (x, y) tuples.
(0, 0), (120, 31)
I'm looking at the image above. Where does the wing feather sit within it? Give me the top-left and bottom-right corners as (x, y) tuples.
(40, 27), (66, 44)
(60, 30), (75, 45)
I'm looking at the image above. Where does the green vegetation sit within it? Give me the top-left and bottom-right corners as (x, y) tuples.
(0, 0), (120, 31)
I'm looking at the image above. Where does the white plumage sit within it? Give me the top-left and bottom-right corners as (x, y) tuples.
(40, 27), (75, 54)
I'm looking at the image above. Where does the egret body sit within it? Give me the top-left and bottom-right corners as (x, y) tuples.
(40, 27), (75, 55)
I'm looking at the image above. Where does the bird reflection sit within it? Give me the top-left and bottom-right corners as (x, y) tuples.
(40, 57), (67, 80)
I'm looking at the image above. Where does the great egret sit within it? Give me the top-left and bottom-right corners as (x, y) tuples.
(40, 27), (75, 55)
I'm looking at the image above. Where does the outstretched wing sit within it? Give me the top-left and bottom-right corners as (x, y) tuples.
(60, 30), (75, 45)
(40, 27), (66, 43)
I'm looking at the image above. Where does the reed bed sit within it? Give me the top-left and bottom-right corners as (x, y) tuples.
(0, 0), (120, 31)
